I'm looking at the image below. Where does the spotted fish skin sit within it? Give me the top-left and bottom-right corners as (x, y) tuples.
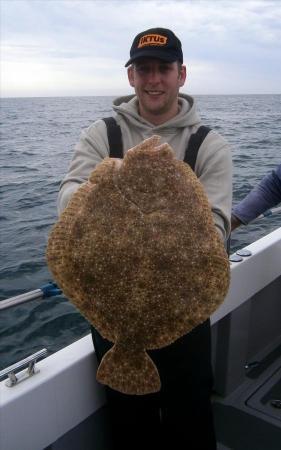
(46, 135), (230, 395)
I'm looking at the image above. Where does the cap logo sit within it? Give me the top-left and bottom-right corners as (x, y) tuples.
(138, 34), (168, 48)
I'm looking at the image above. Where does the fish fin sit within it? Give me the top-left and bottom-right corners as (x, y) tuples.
(96, 343), (161, 395)
(46, 182), (91, 265)
(88, 158), (118, 184)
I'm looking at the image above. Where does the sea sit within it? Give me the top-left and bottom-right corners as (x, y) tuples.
(1, 94), (280, 370)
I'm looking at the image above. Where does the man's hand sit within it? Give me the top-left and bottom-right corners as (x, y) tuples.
(231, 214), (243, 231)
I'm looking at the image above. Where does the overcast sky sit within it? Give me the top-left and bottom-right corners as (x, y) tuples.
(1, 0), (281, 97)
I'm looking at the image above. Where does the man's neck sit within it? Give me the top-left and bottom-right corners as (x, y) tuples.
(138, 103), (180, 126)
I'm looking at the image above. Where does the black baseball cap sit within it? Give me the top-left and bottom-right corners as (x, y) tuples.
(125, 27), (183, 67)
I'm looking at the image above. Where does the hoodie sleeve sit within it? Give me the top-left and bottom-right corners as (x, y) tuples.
(232, 164), (281, 224)
(57, 119), (110, 215)
(195, 131), (233, 240)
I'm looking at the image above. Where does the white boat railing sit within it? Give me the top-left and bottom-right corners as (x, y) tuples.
(0, 349), (48, 387)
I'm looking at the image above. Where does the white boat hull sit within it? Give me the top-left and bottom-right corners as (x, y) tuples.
(1, 227), (281, 450)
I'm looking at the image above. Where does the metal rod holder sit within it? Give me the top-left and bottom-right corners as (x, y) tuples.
(0, 348), (48, 387)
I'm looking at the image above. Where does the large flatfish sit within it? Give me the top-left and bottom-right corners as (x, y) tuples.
(46, 135), (230, 395)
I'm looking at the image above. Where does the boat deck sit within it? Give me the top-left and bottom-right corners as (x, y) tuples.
(46, 337), (281, 450)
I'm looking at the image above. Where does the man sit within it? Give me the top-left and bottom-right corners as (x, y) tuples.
(58, 27), (232, 450)
(232, 164), (281, 231)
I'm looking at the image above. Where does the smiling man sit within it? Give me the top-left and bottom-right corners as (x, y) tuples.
(57, 27), (232, 450)
(125, 29), (186, 125)
(127, 58), (186, 124)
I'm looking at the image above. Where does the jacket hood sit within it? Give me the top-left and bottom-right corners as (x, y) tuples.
(112, 93), (201, 131)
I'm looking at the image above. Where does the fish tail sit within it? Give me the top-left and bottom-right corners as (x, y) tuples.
(96, 343), (161, 395)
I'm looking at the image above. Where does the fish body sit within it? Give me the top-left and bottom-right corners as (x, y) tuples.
(46, 136), (230, 395)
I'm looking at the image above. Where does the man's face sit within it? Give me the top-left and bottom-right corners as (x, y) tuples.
(127, 58), (186, 125)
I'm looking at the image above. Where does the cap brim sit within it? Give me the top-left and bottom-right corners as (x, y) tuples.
(125, 50), (178, 67)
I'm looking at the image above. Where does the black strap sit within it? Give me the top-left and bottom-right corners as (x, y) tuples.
(184, 126), (211, 171)
(102, 117), (123, 158)
(103, 117), (211, 173)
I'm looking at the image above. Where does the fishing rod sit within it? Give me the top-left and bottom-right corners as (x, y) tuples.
(0, 282), (61, 311)
(256, 205), (281, 221)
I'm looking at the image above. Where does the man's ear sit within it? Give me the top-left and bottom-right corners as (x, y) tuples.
(127, 66), (135, 87)
(178, 64), (187, 87)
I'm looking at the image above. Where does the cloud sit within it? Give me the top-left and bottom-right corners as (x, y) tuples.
(1, 0), (281, 96)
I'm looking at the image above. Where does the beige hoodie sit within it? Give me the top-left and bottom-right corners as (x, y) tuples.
(57, 93), (232, 239)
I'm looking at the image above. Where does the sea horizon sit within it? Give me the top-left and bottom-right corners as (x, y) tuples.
(2, 92), (281, 100)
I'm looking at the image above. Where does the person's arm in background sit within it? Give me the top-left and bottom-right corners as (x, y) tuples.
(231, 164), (281, 231)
